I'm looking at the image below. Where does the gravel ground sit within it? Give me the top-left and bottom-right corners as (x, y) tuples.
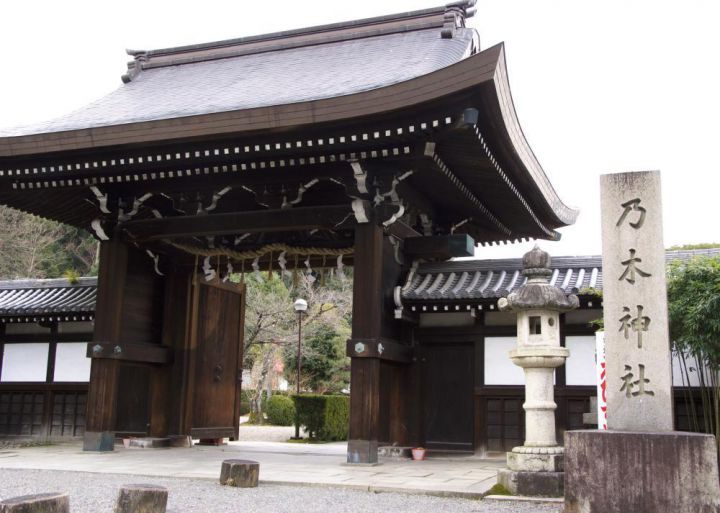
(0, 469), (563, 513)
(238, 420), (299, 442)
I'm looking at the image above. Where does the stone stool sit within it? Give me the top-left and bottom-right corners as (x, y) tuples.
(220, 459), (259, 488)
(115, 484), (168, 513)
(0, 492), (69, 513)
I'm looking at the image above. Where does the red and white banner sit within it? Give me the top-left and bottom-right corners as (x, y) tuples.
(596, 331), (607, 430)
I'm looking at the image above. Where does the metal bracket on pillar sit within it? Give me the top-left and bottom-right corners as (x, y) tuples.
(346, 338), (412, 363)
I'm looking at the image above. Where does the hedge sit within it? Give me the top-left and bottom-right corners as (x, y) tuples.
(266, 395), (295, 426)
(292, 394), (349, 441)
(240, 389), (291, 417)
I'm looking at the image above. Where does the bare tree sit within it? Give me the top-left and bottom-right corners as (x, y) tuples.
(0, 206), (99, 279)
(240, 268), (352, 422)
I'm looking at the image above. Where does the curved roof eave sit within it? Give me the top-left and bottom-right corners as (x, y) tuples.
(487, 45), (579, 227)
(0, 42), (577, 231)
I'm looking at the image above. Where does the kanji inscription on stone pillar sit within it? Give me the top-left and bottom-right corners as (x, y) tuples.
(600, 171), (673, 431)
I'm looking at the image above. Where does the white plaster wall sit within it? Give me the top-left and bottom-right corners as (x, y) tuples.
(1, 343), (49, 382)
(671, 352), (718, 387)
(53, 342), (91, 382)
(565, 336), (597, 386)
(484, 337), (525, 385)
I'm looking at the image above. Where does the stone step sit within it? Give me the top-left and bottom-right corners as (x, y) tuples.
(377, 446), (412, 459)
(122, 437), (171, 449)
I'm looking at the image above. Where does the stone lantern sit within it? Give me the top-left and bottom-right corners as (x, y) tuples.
(496, 246), (578, 497)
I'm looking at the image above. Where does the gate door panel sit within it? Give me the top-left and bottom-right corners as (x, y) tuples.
(186, 277), (245, 440)
(422, 343), (474, 452)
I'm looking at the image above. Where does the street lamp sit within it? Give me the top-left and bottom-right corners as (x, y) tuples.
(293, 298), (307, 439)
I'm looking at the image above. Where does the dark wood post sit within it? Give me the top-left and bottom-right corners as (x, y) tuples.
(83, 239), (128, 451)
(347, 223), (384, 464)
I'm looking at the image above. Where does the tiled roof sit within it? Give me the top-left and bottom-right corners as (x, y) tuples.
(0, 277), (97, 323)
(1, 7), (476, 137)
(401, 248), (720, 302)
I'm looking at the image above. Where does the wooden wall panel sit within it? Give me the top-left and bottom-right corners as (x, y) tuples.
(183, 278), (245, 441)
(157, 268), (192, 436)
(114, 364), (150, 434)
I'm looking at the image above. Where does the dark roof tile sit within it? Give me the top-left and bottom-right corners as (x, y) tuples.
(401, 248), (720, 302)
(0, 277), (97, 322)
(2, 27), (475, 137)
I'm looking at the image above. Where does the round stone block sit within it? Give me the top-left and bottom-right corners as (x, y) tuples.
(0, 492), (69, 513)
(220, 459), (259, 488)
(115, 484), (168, 513)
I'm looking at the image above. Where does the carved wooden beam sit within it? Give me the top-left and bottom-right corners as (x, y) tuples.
(120, 205), (354, 241)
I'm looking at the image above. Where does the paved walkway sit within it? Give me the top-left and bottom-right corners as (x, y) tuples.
(0, 440), (505, 498)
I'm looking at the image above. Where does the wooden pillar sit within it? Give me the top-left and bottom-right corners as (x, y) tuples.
(161, 267), (193, 436)
(347, 223), (384, 464)
(83, 239), (128, 451)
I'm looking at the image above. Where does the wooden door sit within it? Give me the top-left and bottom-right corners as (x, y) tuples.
(422, 343), (474, 452)
(185, 277), (245, 441)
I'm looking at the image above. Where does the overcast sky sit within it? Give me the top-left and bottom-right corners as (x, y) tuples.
(1, 1), (718, 259)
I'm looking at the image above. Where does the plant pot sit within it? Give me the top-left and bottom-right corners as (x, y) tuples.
(411, 447), (426, 461)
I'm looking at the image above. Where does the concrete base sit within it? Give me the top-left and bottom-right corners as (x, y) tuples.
(168, 435), (192, 448)
(565, 430), (720, 513)
(347, 439), (378, 464)
(378, 446), (412, 459)
(508, 451), (564, 472)
(125, 437), (171, 449)
(497, 468), (564, 497)
(83, 431), (114, 452)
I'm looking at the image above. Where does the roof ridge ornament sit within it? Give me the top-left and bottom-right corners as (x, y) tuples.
(442, 0), (477, 39)
(122, 50), (148, 83)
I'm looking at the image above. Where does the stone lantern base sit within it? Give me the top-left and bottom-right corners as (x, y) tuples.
(497, 468), (564, 497)
(497, 446), (564, 497)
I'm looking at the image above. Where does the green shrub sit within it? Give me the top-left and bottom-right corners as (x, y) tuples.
(240, 400), (251, 416)
(240, 389), (253, 416)
(292, 394), (349, 441)
(266, 395), (295, 426)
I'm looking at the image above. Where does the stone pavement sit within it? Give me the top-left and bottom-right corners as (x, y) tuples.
(0, 440), (505, 498)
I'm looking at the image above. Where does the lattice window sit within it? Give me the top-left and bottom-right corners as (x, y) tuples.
(0, 391), (44, 436)
(485, 397), (524, 452)
(50, 392), (86, 437)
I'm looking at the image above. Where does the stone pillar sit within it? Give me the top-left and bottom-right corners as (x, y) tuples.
(496, 246), (578, 497)
(564, 171), (720, 513)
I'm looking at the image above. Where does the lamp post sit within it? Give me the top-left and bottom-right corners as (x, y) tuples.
(293, 298), (307, 439)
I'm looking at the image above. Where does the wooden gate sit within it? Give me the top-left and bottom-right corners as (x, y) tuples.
(422, 343), (474, 452)
(184, 277), (245, 441)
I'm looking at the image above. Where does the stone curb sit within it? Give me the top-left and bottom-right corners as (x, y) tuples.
(484, 495), (564, 503)
(259, 480), (487, 499)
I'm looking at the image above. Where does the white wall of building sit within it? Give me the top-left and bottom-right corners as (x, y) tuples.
(53, 342), (91, 382)
(565, 335), (597, 386)
(1, 343), (49, 382)
(484, 336), (525, 385)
